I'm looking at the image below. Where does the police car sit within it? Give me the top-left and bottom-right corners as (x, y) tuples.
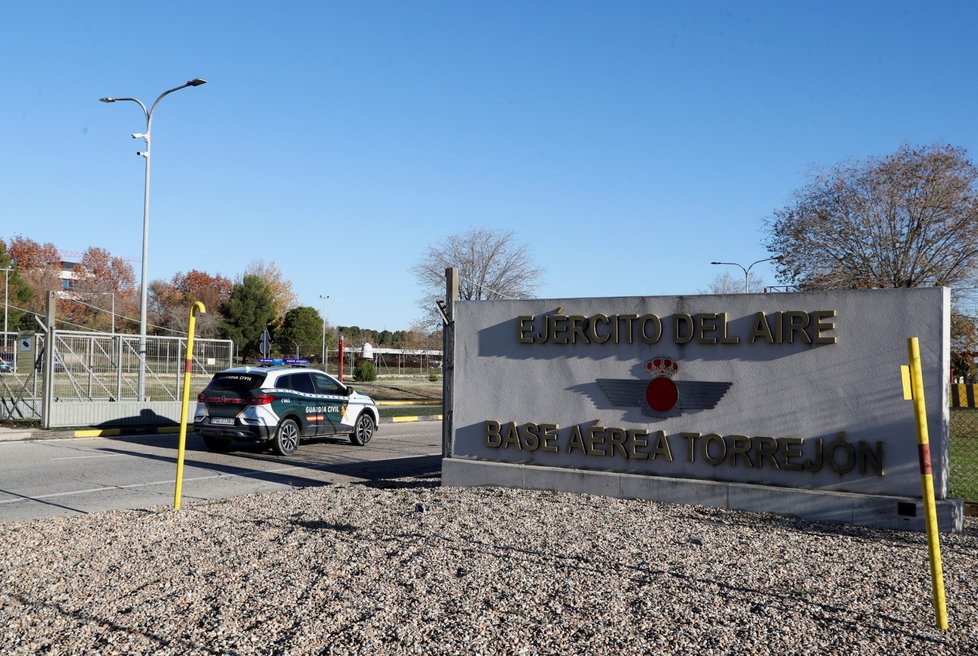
(193, 359), (379, 456)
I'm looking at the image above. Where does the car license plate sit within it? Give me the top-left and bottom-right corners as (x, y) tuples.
(210, 417), (235, 425)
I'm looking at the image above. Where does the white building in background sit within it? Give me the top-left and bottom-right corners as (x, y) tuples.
(58, 259), (80, 291)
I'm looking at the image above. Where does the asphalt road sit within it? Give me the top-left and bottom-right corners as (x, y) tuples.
(0, 421), (443, 523)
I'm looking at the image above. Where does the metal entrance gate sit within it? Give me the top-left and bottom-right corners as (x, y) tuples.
(0, 329), (234, 428)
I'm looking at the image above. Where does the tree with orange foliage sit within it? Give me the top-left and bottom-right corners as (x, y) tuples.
(6, 236), (62, 321)
(65, 247), (138, 332)
(0, 240), (34, 335)
(149, 269), (232, 337)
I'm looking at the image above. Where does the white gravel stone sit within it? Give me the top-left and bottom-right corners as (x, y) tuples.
(0, 482), (975, 655)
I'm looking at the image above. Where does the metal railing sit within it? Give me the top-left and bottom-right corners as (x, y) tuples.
(1, 330), (234, 424)
(49, 330), (233, 402)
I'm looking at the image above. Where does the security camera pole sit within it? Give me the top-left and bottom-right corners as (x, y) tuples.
(100, 78), (207, 401)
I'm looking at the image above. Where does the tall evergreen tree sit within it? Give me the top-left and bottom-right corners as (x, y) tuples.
(275, 306), (323, 358)
(221, 274), (277, 358)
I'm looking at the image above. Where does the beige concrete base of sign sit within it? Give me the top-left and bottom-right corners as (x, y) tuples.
(442, 458), (965, 533)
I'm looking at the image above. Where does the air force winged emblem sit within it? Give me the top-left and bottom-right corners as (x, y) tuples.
(596, 357), (731, 418)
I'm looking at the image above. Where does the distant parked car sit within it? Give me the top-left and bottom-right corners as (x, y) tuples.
(0, 359), (11, 373)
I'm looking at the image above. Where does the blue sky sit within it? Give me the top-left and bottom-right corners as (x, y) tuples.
(2, 2), (976, 331)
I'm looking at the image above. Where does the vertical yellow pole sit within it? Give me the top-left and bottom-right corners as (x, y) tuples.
(174, 302), (205, 511)
(906, 336), (948, 630)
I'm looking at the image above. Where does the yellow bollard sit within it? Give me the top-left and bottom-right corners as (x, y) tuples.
(904, 336), (948, 630)
(174, 302), (205, 511)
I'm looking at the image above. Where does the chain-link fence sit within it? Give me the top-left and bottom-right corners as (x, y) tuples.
(362, 348), (441, 378)
(950, 386), (978, 503)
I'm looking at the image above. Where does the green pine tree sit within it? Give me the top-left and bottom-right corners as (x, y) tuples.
(220, 274), (277, 358)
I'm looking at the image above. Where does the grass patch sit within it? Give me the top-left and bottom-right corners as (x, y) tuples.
(950, 409), (978, 502)
(380, 405), (443, 419)
(351, 377), (442, 402)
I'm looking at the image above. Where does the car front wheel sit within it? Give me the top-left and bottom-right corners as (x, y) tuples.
(350, 413), (375, 446)
(272, 418), (300, 456)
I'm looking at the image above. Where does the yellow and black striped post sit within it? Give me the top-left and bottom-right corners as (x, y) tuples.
(174, 302), (206, 511)
(901, 336), (948, 630)
(950, 383), (978, 408)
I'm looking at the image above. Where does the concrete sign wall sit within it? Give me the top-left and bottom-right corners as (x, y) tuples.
(443, 288), (955, 522)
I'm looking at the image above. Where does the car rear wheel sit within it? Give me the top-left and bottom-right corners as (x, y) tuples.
(273, 418), (300, 455)
(349, 413), (375, 446)
(203, 435), (233, 452)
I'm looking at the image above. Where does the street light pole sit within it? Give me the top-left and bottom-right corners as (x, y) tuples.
(101, 78), (206, 400)
(319, 294), (329, 372)
(710, 257), (777, 293)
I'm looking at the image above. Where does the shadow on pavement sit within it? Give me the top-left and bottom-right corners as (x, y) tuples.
(95, 433), (443, 490)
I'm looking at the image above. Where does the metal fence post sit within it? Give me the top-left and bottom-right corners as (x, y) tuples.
(442, 267), (458, 459)
(41, 291), (56, 429)
(115, 335), (123, 401)
(87, 335), (94, 399)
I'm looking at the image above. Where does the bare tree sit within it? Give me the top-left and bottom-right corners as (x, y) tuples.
(951, 311), (978, 382)
(702, 271), (764, 294)
(404, 320), (442, 350)
(412, 228), (543, 326)
(766, 144), (978, 290)
(245, 259), (297, 321)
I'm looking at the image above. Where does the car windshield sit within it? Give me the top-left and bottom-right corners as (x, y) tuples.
(207, 372), (266, 393)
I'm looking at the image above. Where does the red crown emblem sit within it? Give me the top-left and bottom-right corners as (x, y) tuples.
(645, 357), (679, 378)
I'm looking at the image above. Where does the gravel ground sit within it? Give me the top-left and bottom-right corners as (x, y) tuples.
(1, 481), (976, 655)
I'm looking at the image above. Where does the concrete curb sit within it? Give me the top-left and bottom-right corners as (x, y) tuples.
(0, 426), (177, 442)
(390, 414), (443, 424)
(0, 414), (442, 442)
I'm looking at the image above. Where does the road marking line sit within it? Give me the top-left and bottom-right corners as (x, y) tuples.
(51, 454), (127, 461)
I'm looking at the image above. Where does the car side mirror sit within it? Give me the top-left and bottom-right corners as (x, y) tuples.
(346, 386), (355, 396)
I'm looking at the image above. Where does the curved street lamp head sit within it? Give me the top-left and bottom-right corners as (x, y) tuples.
(98, 77), (206, 401)
(751, 256), (779, 266)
